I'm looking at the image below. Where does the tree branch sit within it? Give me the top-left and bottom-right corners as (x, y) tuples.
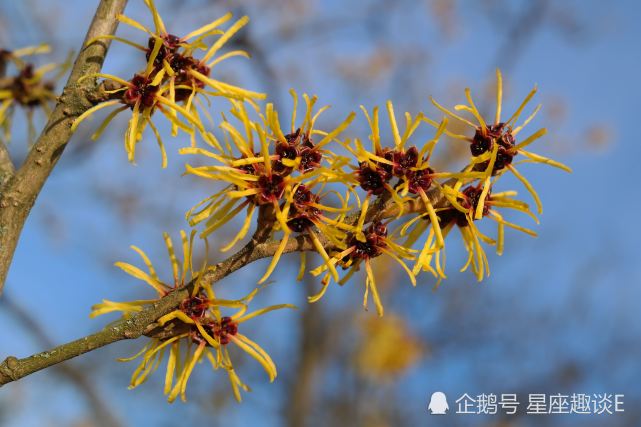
(2, 294), (121, 427)
(0, 141), (14, 188)
(0, 232), (265, 385)
(0, 0), (129, 294)
(0, 184), (450, 386)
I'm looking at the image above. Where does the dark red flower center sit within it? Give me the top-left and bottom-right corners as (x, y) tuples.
(460, 185), (491, 216)
(5, 63), (55, 107)
(432, 185), (492, 228)
(357, 163), (389, 195)
(207, 316), (238, 345)
(393, 146), (419, 176)
(257, 174), (285, 204)
(471, 123), (516, 174)
(146, 34), (181, 67)
(272, 129), (322, 174)
(179, 294), (210, 319)
(123, 74), (159, 109)
(192, 316), (239, 346)
(348, 221), (388, 260)
(407, 167), (434, 194)
(286, 185), (321, 232)
(299, 146), (322, 173)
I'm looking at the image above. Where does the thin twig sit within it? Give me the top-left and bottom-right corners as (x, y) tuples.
(2, 294), (121, 427)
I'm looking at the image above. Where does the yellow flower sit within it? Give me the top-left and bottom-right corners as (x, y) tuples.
(262, 89), (355, 176)
(409, 179), (538, 282)
(182, 94), (356, 284)
(310, 220), (416, 317)
(182, 101), (295, 242)
(71, 2), (265, 167)
(280, 182), (352, 285)
(0, 44), (70, 144)
(354, 314), (423, 382)
(155, 285), (294, 402)
(70, 62), (208, 169)
(346, 103), (482, 289)
(106, 1), (264, 101)
(350, 102), (481, 247)
(90, 231), (294, 402)
(425, 69), (571, 217)
(90, 230), (204, 318)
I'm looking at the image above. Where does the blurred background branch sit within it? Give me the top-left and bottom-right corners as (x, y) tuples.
(1, 293), (121, 427)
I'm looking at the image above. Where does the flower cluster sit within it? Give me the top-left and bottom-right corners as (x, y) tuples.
(0, 44), (69, 144)
(407, 70), (571, 282)
(181, 93), (355, 285)
(91, 231), (294, 402)
(71, 0), (265, 167)
(82, 2), (569, 404)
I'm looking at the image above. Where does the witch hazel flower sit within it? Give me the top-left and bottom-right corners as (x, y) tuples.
(71, 1), (264, 167)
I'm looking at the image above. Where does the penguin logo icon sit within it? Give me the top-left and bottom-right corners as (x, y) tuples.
(428, 391), (449, 415)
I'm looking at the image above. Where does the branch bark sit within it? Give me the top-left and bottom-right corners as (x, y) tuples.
(2, 294), (121, 427)
(0, 231), (276, 385)
(0, 141), (14, 188)
(0, 0), (129, 293)
(0, 185), (450, 386)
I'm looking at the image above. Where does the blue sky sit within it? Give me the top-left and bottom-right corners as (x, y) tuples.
(1, 1), (641, 426)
